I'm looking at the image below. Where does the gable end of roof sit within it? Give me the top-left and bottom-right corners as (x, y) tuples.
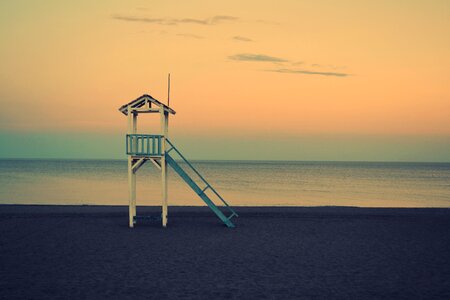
(118, 94), (176, 115)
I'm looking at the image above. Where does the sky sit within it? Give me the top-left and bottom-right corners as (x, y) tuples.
(0, 0), (449, 161)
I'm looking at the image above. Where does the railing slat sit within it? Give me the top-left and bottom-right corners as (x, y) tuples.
(158, 136), (161, 155)
(151, 138), (154, 155)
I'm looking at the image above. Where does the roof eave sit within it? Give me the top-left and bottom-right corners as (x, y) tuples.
(118, 94), (176, 115)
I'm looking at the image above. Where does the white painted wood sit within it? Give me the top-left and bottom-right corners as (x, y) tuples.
(132, 157), (147, 173)
(119, 94), (176, 115)
(160, 108), (168, 227)
(130, 108), (160, 113)
(128, 157), (135, 228)
(127, 106), (134, 228)
(123, 97), (173, 228)
(149, 157), (162, 170)
(131, 112), (137, 223)
(132, 113), (137, 133)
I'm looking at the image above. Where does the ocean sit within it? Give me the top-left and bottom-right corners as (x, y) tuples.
(0, 159), (449, 207)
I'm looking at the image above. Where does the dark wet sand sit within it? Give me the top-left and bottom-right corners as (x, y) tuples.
(0, 205), (449, 299)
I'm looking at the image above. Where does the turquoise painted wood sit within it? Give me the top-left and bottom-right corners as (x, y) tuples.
(126, 134), (163, 156)
(166, 155), (236, 228)
(165, 139), (237, 227)
(166, 139), (238, 218)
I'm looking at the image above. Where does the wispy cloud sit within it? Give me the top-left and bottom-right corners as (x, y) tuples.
(211, 16), (239, 23)
(176, 33), (204, 39)
(228, 53), (288, 63)
(232, 36), (253, 42)
(112, 16), (174, 25)
(267, 68), (350, 77)
(310, 63), (346, 70)
(228, 52), (349, 77)
(177, 18), (209, 25)
(111, 15), (239, 26)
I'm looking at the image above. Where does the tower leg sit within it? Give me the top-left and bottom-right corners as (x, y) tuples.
(128, 157), (136, 228)
(162, 155), (168, 227)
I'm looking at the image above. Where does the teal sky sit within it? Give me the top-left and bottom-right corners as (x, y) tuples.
(1, 132), (449, 162)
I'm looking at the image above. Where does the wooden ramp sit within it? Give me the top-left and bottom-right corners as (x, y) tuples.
(165, 139), (238, 228)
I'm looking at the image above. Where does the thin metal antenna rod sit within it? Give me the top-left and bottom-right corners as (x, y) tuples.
(167, 73), (171, 107)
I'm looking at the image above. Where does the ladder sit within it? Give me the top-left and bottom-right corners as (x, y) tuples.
(165, 139), (238, 228)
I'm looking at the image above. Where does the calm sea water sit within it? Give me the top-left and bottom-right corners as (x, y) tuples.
(0, 159), (449, 207)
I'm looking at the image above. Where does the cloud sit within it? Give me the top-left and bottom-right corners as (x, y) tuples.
(177, 18), (209, 25)
(112, 15), (238, 26)
(232, 36), (253, 42)
(228, 53), (348, 77)
(228, 53), (288, 63)
(112, 15), (175, 25)
(211, 16), (239, 24)
(176, 33), (204, 39)
(267, 68), (350, 77)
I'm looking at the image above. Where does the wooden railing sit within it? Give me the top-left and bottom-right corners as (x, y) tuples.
(126, 134), (162, 156)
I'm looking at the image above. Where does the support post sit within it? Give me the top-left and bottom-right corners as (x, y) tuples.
(160, 108), (169, 227)
(127, 106), (137, 228)
(128, 157), (135, 227)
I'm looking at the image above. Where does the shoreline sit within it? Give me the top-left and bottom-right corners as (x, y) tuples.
(1, 204), (449, 216)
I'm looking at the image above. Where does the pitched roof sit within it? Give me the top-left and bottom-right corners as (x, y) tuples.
(118, 94), (176, 115)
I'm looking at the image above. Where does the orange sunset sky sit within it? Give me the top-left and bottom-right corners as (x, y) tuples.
(0, 0), (449, 161)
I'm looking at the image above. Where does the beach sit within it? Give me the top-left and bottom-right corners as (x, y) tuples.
(1, 205), (449, 299)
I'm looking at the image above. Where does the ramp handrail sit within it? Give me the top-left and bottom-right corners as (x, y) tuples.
(166, 138), (238, 217)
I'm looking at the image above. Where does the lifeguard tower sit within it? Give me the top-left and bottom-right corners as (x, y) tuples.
(118, 94), (238, 228)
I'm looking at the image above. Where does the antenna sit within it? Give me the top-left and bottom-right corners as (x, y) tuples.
(167, 73), (171, 107)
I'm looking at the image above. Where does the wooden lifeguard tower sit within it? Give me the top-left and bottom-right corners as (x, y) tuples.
(118, 94), (238, 228)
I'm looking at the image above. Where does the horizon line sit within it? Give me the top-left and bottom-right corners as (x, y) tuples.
(1, 157), (449, 164)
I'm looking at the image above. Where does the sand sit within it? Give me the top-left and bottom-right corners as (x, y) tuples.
(0, 205), (449, 299)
